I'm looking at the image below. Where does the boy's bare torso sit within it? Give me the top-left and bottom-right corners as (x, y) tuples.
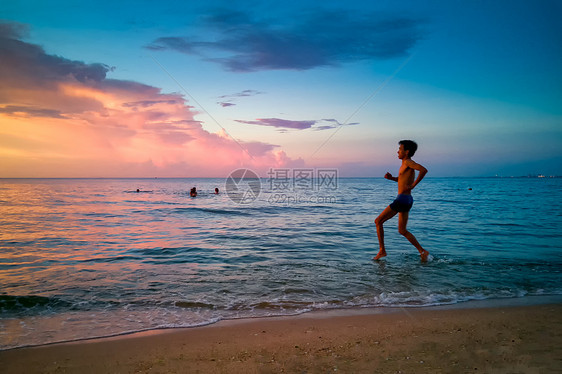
(397, 162), (415, 195)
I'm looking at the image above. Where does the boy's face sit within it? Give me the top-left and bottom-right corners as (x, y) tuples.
(397, 144), (408, 159)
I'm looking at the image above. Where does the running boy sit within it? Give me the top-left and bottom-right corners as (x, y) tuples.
(374, 140), (429, 262)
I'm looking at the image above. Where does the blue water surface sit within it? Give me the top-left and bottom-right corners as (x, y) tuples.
(0, 177), (560, 349)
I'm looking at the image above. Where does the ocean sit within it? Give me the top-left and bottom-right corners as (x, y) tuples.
(1, 176), (561, 350)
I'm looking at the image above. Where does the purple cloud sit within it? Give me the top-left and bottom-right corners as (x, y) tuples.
(236, 118), (358, 131)
(240, 141), (278, 156)
(237, 118), (316, 130)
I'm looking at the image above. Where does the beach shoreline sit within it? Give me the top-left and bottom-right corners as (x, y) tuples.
(1, 301), (560, 373)
(3, 294), (561, 352)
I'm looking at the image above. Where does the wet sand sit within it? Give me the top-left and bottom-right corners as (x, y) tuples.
(1, 304), (560, 373)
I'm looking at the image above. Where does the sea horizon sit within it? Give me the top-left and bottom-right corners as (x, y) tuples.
(1, 175), (561, 180)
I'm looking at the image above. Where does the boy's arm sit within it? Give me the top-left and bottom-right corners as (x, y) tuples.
(405, 159), (427, 190)
(384, 172), (398, 182)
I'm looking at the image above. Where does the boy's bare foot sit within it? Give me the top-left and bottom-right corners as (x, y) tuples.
(373, 250), (387, 261)
(420, 250), (429, 262)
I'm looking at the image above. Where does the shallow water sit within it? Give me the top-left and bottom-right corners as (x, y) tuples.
(1, 177), (561, 349)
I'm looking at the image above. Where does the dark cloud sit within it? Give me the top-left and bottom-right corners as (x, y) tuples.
(147, 9), (424, 72)
(122, 99), (183, 108)
(217, 89), (264, 107)
(0, 105), (65, 118)
(218, 89), (264, 99)
(145, 36), (196, 53)
(236, 118), (358, 131)
(0, 21), (112, 101)
(314, 125), (336, 131)
(0, 21), (29, 39)
(313, 119), (359, 131)
(94, 79), (157, 94)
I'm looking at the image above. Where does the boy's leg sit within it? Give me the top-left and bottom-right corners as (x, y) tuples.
(374, 206), (397, 260)
(398, 212), (429, 261)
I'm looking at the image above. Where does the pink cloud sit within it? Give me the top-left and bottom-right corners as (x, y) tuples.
(0, 22), (301, 177)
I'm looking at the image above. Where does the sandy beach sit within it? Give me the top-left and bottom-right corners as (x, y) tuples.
(1, 303), (560, 373)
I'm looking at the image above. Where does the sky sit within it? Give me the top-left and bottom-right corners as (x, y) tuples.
(1, 0), (561, 177)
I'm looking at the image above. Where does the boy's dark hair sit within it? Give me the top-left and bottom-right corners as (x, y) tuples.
(399, 140), (418, 157)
